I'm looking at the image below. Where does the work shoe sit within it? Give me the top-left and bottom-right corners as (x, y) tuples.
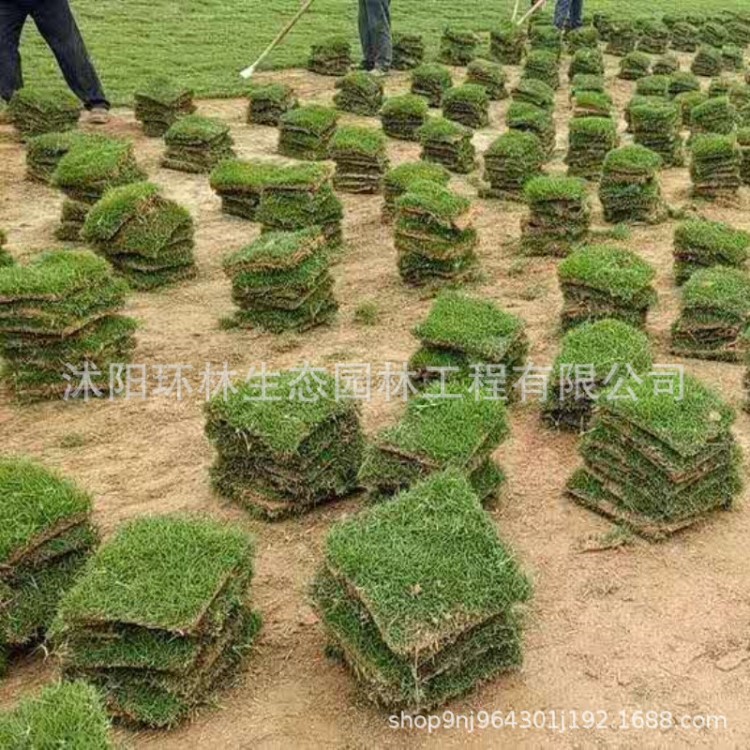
(88, 106), (110, 125)
(371, 68), (390, 79)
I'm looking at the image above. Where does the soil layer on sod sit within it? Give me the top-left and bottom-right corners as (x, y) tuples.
(481, 131), (545, 200)
(330, 125), (389, 193)
(692, 46), (723, 77)
(134, 77), (195, 137)
(246, 83), (298, 126)
(7, 88), (81, 139)
(162, 115), (235, 174)
(333, 72), (384, 117)
(410, 65), (452, 108)
(441, 85), (490, 130)
(25, 132), (109, 185)
(673, 218), (750, 284)
(380, 95), (428, 142)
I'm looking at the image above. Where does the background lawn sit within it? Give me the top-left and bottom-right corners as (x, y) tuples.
(14, 0), (750, 104)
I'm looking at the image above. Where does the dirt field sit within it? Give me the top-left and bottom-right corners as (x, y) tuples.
(1, 51), (750, 749)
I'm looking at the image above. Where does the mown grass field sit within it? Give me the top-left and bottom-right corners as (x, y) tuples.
(17, 0), (748, 104)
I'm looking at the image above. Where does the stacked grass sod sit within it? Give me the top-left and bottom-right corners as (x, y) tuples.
(565, 117), (619, 180)
(0, 681), (113, 747)
(593, 12), (615, 40)
(382, 161), (450, 221)
(599, 145), (666, 224)
(380, 94), (428, 141)
(618, 52), (652, 81)
(566, 26), (599, 52)
(571, 90), (613, 119)
(408, 290), (528, 396)
(529, 24), (563, 58)
(392, 33), (425, 70)
(569, 48), (605, 79)
(0, 230), (11, 268)
(506, 102), (555, 156)
(330, 125), (388, 193)
(205, 371), (363, 519)
(222, 228), (337, 332)
(442, 85), (489, 130)
(570, 74), (605, 95)
(82, 182), (196, 290)
(0, 459), (97, 669)
(489, 22), (526, 65)
(7, 88), (81, 139)
(133, 77), (195, 137)
(410, 64), (453, 108)
(313, 470), (531, 709)
(738, 128), (750, 183)
(307, 37), (352, 76)
(730, 83), (750, 116)
(25, 131), (108, 184)
(668, 71), (701, 98)
(481, 131), (545, 200)
(675, 91), (709, 127)
(438, 27), (480, 66)
(720, 45), (745, 72)
(635, 74), (671, 99)
(520, 176), (590, 257)
(566, 374), (741, 538)
(543, 319), (653, 432)
(671, 21), (701, 52)
(708, 76), (733, 99)
(624, 95), (664, 134)
(636, 20), (671, 54)
(466, 60), (508, 101)
(511, 79), (555, 112)
(278, 104), (338, 159)
(209, 159), (281, 220)
(653, 53), (680, 75)
(333, 72), (384, 116)
(394, 180), (478, 285)
(162, 115), (234, 173)
(53, 514), (260, 727)
(689, 134), (742, 198)
(670, 267), (750, 361)
(605, 21), (637, 56)
(727, 15), (750, 45)
(692, 46), (723, 77)
(0, 250), (135, 400)
(700, 20), (729, 48)
(558, 244), (657, 329)
(673, 218), (750, 284)
(629, 99), (683, 167)
(246, 83), (297, 126)
(417, 117), (475, 174)
(522, 50), (560, 90)
(689, 97), (738, 138)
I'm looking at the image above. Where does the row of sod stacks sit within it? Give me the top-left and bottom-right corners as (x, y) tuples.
(653, 53), (680, 75)
(669, 71), (701, 97)
(394, 180), (478, 285)
(381, 161), (450, 221)
(599, 145), (666, 224)
(408, 291), (528, 394)
(162, 115), (234, 173)
(0, 251), (135, 400)
(307, 37), (352, 76)
(490, 22), (526, 65)
(330, 126), (389, 193)
(512, 79), (555, 112)
(333, 72), (384, 116)
(676, 91), (710, 126)
(690, 97), (738, 137)
(506, 102), (555, 156)
(543, 319), (653, 432)
(392, 33), (425, 70)
(566, 117), (618, 180)
(618, 52), (652, 81)
(630, 99), (683, 167)
(567, 375), (741, 539)
(313, 470), (531, 710)
(672, 21), (700, 52)
(523, 50), (560, 90)
(7, 89), (80, 139)
(209, 159), (280, 220)
(222, 229), (337, 332)
(205, 371), (364, 519)
(636, 20), (671, 54)
(418, 118), (476, 174)
(673, 218), (750, 284)
(442, 85), (489, 130)
(466, 60), (508, 101)
(81, 182), (196, 290)
(671, 267), (750, 362)
(246, 83), (297, 126)
(411, 64), (452, 108)
(26, 132), (107, 184)
(481, 131), (545, 200)
(572, 90), (613, 119)
(0, 459), (97, 671)
(605, 22), (637, 56)
(692, 46), (723, 77)
(739, 128), (750, 183)
(279, 104), (338, 159)
(566, 26), (599, 52)
(52, 138), (145, 241)
(380, 95), (428, 141)
(53, 515), (260, 728)
(558, 245), (657, 330)
(134, 78), (195, 137)
(520, 176), (590, 257)
(690, 134), (742, 198)
(569, 48), (604, 78)
(439, 27), (479, 66)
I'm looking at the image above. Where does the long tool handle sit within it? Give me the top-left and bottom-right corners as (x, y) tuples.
(516, 0), (548, 26)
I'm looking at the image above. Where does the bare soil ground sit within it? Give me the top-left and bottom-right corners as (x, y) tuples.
(1, 52), (750, 749)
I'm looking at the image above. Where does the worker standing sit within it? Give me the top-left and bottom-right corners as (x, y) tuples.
(358, 0), (392, 77)
(553, 0), (584, 31)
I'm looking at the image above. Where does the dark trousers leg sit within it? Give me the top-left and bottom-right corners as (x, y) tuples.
(365, 0), (391, 71)
(358, 0), (373, 69)
(553, 0), (571, 29)
(569, 0), (583, 28)
(0, 3), (27, 102)
(30, 0), (109, 108)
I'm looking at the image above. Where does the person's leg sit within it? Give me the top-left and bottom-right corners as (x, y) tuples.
(358, 0), (373, 70)
(553, 0), (571, 30)
(29, 0), (109, 109)
(368, 0), (392, 72)
(569, 0), (583, 29)
(0, 3), (28, 102)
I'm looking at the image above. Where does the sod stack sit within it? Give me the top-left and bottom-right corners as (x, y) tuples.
(689, 97), (738, 137)
(442, 85), (490, 130)
(209, 159), (279, 220)
(512, 79), (555, 111)
(692, 46), (723, 77)
(490, 22), (526, 65)
(394, 180), (478, 285)
(466, 60), (508, 101)
(381, 161), (450, 221)
(543, 319), (653, 432)
(330, 125), (389, 193)
(162, 115), (234, 173)
(392, 33), (425, 70)
(593, 12), (615, 40)
(689, 134), (742, 198)
(0, 459), (97, 670)
(673, 218), (750, 284)
(653, 53), (680, 75)
(636, 20), (671, 54)
(558, 244), (657, 329)
(675, 91), (710, 127)
(82, 182), (196, 290)
(25, 131), (106, 184)
(520, 176), (590, 257)
(629, 99), (683, 166)
(739, 128), (750, 183)
(700, 20), (728, 48)
(523, 50), (561, 90)
(53, 515), (260, 728)
(279, 105), (338, 159)
(408, 290), (529, 394)
(410, 64), (453, 107)
(669, 71), (701, 97)
(571, 74), (606, 95)
(222, 228), (337, 332)
(569, 48), (605, 78)
(481, 131), (545, 200)
(635, 74), (671, 99)
(708, 77), (733, 99)
(313, 470), (531, 710)
(417, 117), (476, 174)
(380, 94), (428, 141)
(333, 72), (384, 116)
(618, 52), (652, 80)
(605, 21), (637, 56)
(529, 24), (563, 58)
(246, 83), (298, 126)
(7, 88), (80, 139)
(572, 90), (614, 119)
(599, 145), (666, 224)
(672, 21), (701, 52)
(670, 267), (750, 361)
(566, 26), (599, 52)
(565, 117), (619, 180)
(438, 27), (480, 66)
(720, 45), (744, 72)
(506, 102), (555, 156)
(133, 78), (195, 137)
(0, 250), (135, 400)
(567, 374), (741, 538)
(307, 37), (352, 76)
(205, 371), (364, 519)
